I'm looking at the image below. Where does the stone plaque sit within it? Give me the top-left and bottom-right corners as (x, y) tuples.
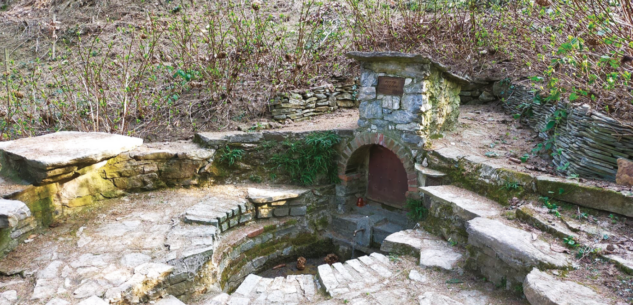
(376, 76), (405, 96)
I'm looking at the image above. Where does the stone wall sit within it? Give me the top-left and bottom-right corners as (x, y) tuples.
(348, 52), (463, 150)
(194, 129), (355, 185)
(498, 83), (633, 181)
(270, 83), (358, 122)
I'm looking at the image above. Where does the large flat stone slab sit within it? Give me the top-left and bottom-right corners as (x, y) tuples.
(524, 269), (608, 305)
(420, 185), (503, 220)
(380, 229), (463, 270)
(1, 132), (142, 184)
(536, 175), (633, 217)
(466, 217), (571, 271)
(247, 188), (310, 204)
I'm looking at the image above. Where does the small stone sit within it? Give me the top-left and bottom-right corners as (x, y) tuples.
(616, 158), (633, 186)
(409, 270), (427, 283)
(45, 298), (71, 305)
(77, 296), (108, 305)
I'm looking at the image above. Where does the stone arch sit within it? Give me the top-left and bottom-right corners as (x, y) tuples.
(338, 132), (418, 199)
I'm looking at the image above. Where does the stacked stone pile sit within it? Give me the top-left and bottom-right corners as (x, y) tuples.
(270, 83), (358, 122)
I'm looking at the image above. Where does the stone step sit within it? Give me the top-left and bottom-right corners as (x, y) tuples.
(466, 217), (572, 288)
(419, 185), (503, 244)
(415, 163), (447, 178)
(317, 253), (396, 298)
(372, 222), (404, 246)
(523, 268), (609, 305)
(226, 274), (317, 304)
(183, 197), (253, 232)
(380, 229), (463, 270)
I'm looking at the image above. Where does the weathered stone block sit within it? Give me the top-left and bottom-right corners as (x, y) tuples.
(616, 158), (633, 186)
(384, 111), (418, 124)
(257, 208), (272, 219)
(360, 71), (378, 87)
(273, 208), (289, 217)
(359, 101), (382, 119)
(358, 87), (376, 101)
(290, 206), (307, 216)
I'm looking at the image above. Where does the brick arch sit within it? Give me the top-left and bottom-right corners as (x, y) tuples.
(338, 133), (418, 197)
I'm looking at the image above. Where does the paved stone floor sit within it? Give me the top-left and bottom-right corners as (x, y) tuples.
(0, 186), (531, 305)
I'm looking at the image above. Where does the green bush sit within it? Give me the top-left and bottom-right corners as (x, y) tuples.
(269, 131), (340, 185)
(406, 199), (428, 221)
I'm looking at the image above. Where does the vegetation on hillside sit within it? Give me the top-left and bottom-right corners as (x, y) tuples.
(1, 0), (632, 141)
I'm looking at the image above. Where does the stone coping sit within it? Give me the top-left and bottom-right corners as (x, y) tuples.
(346, 51), (470, 84)
(427, 146), (633, 218)
(0, 132), (143, 170)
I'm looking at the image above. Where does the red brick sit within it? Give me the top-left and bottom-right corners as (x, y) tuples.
(406, 191), (421, 199)
(378, 134), (385, 146)
(247, 227), (264, 238)
(408, 187), (419, 192)
(407, 173), (417, 180)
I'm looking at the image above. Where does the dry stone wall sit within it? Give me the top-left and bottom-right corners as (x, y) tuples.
(499, 82), (633, 181)
(270, 83), (358, 122)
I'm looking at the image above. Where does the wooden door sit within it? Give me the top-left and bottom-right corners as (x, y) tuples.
(367, 145), (408, 208)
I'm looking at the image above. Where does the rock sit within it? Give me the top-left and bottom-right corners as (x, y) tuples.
(155, 295), (186, 305)
(0, 132), (142, 184)
(419, 248), (462, 270)
(478, 91), (496, 102)
(31, 279), (58, 300)
(120, 253), (151, 268)
(247, 188), (309, 204)
(234, 274), (262, 296)
(205, 293), (229, 305)
(45, 298), (71, 305)
(73, 280), (106, 299)
(38, 260), (64, 279)
(0, 291), (17, 305)
(418, 292), (464, 305)
(408, 270), (427, 283)
(359, 101), (383, 119)
(616, 158), (633, 186)
(358, 87), (376, 101)
(77, 296), (108, 305)
(524, 268), (608, 305)
(0, 199), (31, 228)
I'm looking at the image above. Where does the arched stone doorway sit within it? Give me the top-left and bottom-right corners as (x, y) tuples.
(338, 133), (418, 209)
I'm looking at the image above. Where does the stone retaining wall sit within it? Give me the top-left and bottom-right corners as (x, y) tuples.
(270, 83), (358, 122)
(499, 83), (633, 181)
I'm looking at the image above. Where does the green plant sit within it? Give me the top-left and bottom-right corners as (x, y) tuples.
(219, 147), (244, 167)
(501, 181), (521, 191)
(563, 236), (578, 248)
(540, 196), (561, 217)
(448, 238), (458, 247)
(520, 154), (530, 163)
(405, 199), (428, 221)
(249, 175), (262, 183)
(269, 131), (340, 185)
